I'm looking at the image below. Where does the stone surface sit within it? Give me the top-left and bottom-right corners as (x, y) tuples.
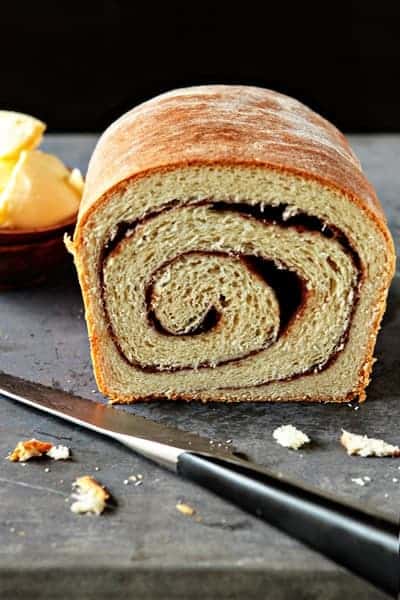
(0, 135), (399, 600)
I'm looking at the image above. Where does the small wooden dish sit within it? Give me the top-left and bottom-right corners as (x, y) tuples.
(0, 216), (76, 290)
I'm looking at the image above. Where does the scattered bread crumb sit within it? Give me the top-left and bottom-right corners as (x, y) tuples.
(272, 425), (310, 450)
(7, 439), (53, 462)
(70, 476), (109, 515)
(8, 439), (71, 462)
(176, 502), (196, 517)
(351, 477), (367, 487)
(341, 430), (400, 458)
(46, 445), (70, 460)
(124, 474), (144, 485)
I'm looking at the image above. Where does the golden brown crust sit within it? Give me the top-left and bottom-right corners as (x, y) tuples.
(76, 85), (394, 279)
(73, 85), (395, 403)
(8, 439), (53, 461)
(79, 85), (384, 220)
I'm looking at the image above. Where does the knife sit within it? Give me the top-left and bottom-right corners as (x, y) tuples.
(0, 372), (398, 598)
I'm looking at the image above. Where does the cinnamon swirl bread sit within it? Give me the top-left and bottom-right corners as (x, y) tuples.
(69, 85), (395, 403)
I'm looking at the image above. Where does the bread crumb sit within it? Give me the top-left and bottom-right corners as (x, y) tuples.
(46, 445), (70, 460)
(341, 430), (400, 457)
(176, 502), (196, 517)
(272, 425), (310, 450)
(351, 477), (367, 486)
(7, 439), (53, 462)
(70, 476), (109, 515)
(8, 439), (71, 462)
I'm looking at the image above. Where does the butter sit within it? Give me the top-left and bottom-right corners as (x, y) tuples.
(0, 111), (45, 159)
(0, 150), (81, 229)
(0, 159), (15, 193)
(0, 110), (83, 229)
(68, 167), (85, 194)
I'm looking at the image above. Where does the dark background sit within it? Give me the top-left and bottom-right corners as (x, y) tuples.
(1, 1), (399, 132)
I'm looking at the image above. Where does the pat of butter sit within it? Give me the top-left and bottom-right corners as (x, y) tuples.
(0, 159), (15, 193)
(0, 111), (45, 159)
(0, 150), (82, 229)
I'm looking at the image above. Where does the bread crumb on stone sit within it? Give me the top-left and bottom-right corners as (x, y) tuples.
(273, 425), (310, 450)
(341, 430), (400, 458)
(176, 502), (196, 516)
(351, 477), (367, 486)
(8, 439), (71, 462)
(70, 476), (109, 515)
(7, 439), (53, 462)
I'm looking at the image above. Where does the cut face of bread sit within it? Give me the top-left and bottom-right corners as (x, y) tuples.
(70, 85), (395, 403)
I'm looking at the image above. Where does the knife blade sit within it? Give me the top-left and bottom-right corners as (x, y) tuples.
(0, 371), (235, 465)
(1, 371), (398, 597)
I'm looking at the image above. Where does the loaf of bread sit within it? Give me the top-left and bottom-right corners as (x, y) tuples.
(69, 85), (395, 403)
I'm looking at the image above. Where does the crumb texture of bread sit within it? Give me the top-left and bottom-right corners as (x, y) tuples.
(46, 444), (70, 460)
(71, 85), (395, 404)
(341, 430), (400, 457)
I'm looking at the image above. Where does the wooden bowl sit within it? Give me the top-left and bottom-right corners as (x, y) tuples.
(0, 216), (76, 290)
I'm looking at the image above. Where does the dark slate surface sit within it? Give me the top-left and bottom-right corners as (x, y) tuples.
(0, 135), (399, 600)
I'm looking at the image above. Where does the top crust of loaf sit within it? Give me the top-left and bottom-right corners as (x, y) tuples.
(79, 85), (388, 232)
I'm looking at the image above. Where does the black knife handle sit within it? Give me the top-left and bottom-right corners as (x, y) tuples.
(177, 452), (399, 597)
